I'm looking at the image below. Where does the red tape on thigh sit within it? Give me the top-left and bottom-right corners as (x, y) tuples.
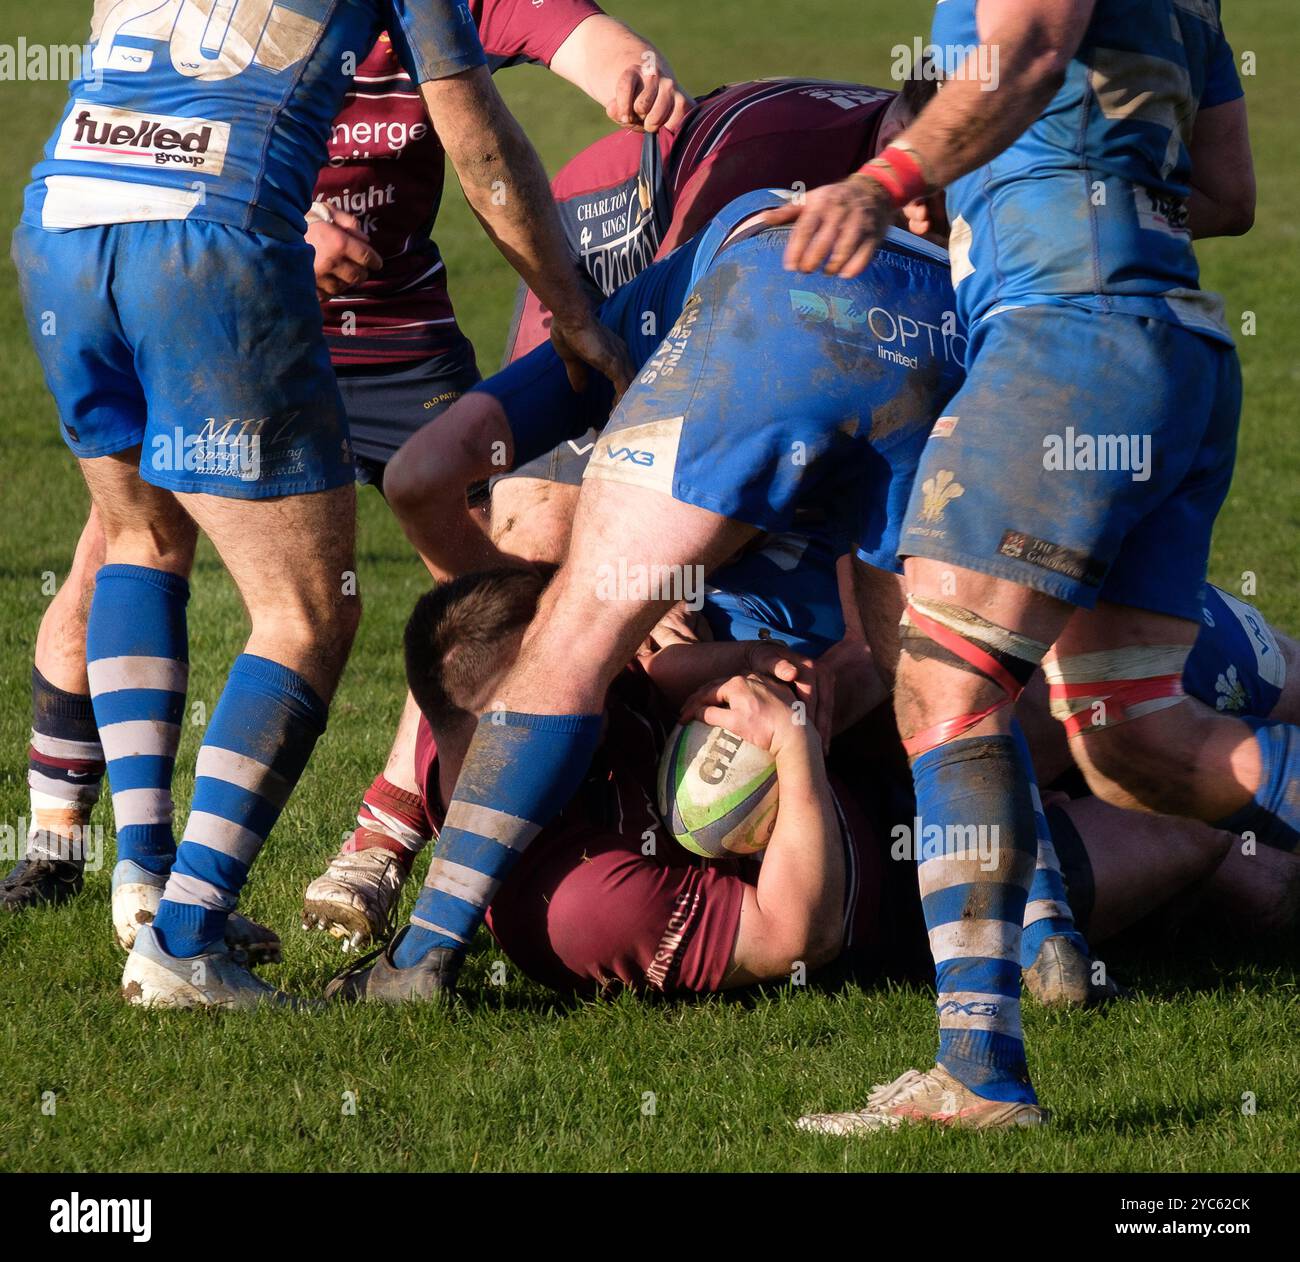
(1048, 673), (1184, 737)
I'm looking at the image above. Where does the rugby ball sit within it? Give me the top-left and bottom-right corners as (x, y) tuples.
(657, 721), (779, 858)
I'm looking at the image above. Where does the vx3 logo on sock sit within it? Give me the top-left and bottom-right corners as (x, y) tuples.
(936, 999), (1001, 1018)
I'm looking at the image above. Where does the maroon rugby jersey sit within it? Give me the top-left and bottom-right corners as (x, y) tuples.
(316, 0), (601, 368)
(412, 669), (883, 996)
(506, 78), (895, 362)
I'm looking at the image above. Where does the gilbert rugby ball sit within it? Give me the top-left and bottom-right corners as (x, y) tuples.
(657, 720), (778, 858)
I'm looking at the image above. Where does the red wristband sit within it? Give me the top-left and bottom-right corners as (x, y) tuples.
(856, 145), (929, 209)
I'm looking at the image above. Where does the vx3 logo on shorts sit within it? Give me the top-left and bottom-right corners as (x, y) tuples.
(604, 445), (654, 466)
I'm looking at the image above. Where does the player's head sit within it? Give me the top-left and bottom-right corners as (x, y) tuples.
(878, 64), (939, 149)
(404, 567), (554, 738)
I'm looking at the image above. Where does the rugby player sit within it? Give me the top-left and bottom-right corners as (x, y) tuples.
(304, 71), (934, 941)
(331, 569), (1300, 1010)
(317, 182), (992, 1007)
(11, 0), (632, 1008)
(3, 1), (678, 923)
(311, 386), (1300, 1003)
(768, 0), (1275, 1130)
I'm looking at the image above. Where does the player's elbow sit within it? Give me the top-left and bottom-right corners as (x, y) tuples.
(1013, 18), (1074, 101)
(752, 913), (842, 980)
(1023, 48), (1069, 102)
(802, 913), (845, 973)
(1220, 192), (1255, 236)
(385, 397), (500, 522)
(381, 441), (431, 521)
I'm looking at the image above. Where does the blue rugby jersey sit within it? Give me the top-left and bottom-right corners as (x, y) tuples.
(23, 0), (485, 242)
(930, 0), (1242, 344)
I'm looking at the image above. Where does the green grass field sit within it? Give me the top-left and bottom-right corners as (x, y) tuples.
(1, 1), (1297, 1173)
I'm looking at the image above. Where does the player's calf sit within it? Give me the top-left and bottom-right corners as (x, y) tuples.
(133, 485), (358, 975)
(890, 562), (1079, 1104)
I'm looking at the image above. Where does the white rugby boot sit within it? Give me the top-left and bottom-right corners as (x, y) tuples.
(111, 860), (281, 964)
(121, 924), (312, 1010)
(301, 844), (409, 950)
(797, 1065), (1048, 1135)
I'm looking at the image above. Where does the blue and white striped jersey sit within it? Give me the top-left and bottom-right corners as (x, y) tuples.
(23, 0), (485, 241)
(931, 0), (1243, 345)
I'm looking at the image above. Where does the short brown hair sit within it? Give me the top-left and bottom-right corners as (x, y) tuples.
(404, 567), (553, 730)
(897, 63), (940, 120)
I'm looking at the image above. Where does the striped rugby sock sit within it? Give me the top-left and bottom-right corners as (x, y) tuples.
(26, 667), (105, 862)
(392, 712), (603, 968)
(1010, 721), (1089, 967)
(912, 733), (1038, 1105)
(352, 773), (431, 866)
(85, 565), (189, 876)
(151, 655), (327, 958)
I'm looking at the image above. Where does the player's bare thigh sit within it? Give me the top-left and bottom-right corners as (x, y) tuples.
(1061, 795), (1233, 942)
(490, 476), (579, 566)
(499, 479), (755, 714)
(79, 450), (197, 574)
(1051, 600), (1256, 817)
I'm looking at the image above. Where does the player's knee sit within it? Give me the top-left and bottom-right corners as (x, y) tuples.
(892, 597), (1047, 752)
(259, 585), (361, 665)
(894, 650), (1002, 732)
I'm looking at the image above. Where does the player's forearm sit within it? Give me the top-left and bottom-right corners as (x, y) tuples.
(749, 737), (845, 967)
(422, 69), (594, 329)
(400, 496), (509, 585)
(549, 14), (684, 111)
(1187, 189), (1252, 239)
(891, 0), (1092, 193)
(1186, 99), (1256, 238)
(642, 641), (765, 709)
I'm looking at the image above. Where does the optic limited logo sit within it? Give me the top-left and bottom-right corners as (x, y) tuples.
(56, 103), (230, 174)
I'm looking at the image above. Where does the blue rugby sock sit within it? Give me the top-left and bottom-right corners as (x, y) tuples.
(152, 655), (327, 957)
(1010, 721), (1090, 967)
(393, 712), (603, 968)
(912, 734), (1038, 1104)
(85, 565), (189, 876)
(1216, 718), (1300, 852)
